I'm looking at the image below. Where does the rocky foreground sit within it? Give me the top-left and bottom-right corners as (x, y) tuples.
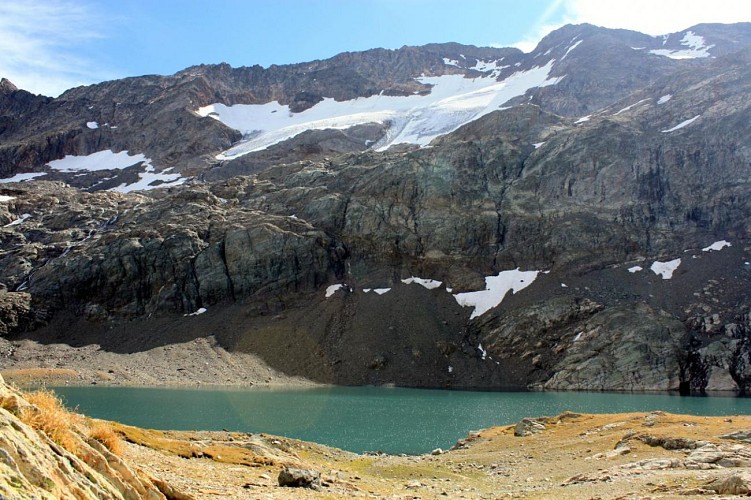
(2, 375), (751, 499)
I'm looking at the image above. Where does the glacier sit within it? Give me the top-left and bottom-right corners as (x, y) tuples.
(197, 59), (564, 160)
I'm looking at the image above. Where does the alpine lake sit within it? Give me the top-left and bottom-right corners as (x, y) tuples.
(48, 385), (751, 455)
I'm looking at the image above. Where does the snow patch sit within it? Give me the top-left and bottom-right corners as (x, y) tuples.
(532, 141), (545, 149)
(4, 213), (31, 227)
(574, 115), (590, 124)
(48, 150), (149, 173)
(325, 284), (347, 298)
(0, 195), (15, 202)
(46, 150), (186, 192)
(401, 277), (443, 290)
(470, 59), (508, 78)
(657, 94), (672, 104)
(86, 121), (99, 129)
(448, 366), (453, 374)
(363, 288), (391, 295)
(0, 172), (46, 183)
(453, 269), (540, 319)
(185, 307), (207, 317)
(614, 98), (649, 115)
(561, 283), (568, 288)
(199, 61), (564, 159)
(478, 343), (487, 360)
(112, 165), (185, 193)
(650, 259), (681, 279)
(649, 30), (714, 59)
(661, 115), (700, 133)
(628, 266), (643, 273)
(702, 240), (731, 252)
(442, 58), (461, 67)
(561, 40), (583, 60)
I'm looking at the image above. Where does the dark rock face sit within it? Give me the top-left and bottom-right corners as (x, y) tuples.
(0, 291), (33, 336)
(543, 304), (686, 391)
(2, 23), (751, 392)
(0, 183), (331, 319)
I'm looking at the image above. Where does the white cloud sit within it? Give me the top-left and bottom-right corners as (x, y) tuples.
(513, 0), (567, 53)
(565, 0), (751, 35)
(0, 0), (116, 96)
(514, 0), (751, 53)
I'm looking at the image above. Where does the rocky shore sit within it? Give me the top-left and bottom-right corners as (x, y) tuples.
(0, 333), (315, 388)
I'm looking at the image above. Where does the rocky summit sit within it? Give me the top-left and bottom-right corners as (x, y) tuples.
(1, 23), (751, 393)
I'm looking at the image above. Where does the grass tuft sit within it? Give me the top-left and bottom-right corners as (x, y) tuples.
(88, 421), (125, 456)
(19, 389), (82, 454)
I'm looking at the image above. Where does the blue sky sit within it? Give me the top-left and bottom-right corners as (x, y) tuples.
(2, 0), (751, 96)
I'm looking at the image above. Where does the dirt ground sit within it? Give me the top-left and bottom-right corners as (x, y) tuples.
(110, 411), (751, 499)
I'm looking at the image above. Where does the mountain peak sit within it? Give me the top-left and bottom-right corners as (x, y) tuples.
(0, 78), (18, 93)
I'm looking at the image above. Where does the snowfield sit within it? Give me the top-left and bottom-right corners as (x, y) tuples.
(197, 60), (564, 160)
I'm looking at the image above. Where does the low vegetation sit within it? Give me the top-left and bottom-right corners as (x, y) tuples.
(1, 387), (125, 458)
(88, 420), (125, 455)
(18, 389), (82, 454)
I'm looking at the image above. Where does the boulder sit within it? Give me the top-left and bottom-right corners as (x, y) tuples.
(515, 418), (546, 437)
(277, 467), (321, 489)
(707, 474), (751, 495)
(721, 430), (751, 443)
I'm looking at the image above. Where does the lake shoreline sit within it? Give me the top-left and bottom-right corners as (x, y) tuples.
(4, 366), (744, 397)
(1, 334), (745, 397)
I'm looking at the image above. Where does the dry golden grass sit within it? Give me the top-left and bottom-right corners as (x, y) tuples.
(88, 420), (125, 456)
(113, 423), (275, 466)
(19, 389), (82, 454)
(8, 388), (126, 458)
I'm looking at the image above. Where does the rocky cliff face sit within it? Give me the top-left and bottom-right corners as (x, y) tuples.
(1, 23), (751, 392)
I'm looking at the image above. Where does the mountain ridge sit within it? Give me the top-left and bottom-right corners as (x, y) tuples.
(1, 22), (751, 393)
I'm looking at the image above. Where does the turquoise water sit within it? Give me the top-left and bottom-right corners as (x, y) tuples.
(51, 385), (751, 454)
